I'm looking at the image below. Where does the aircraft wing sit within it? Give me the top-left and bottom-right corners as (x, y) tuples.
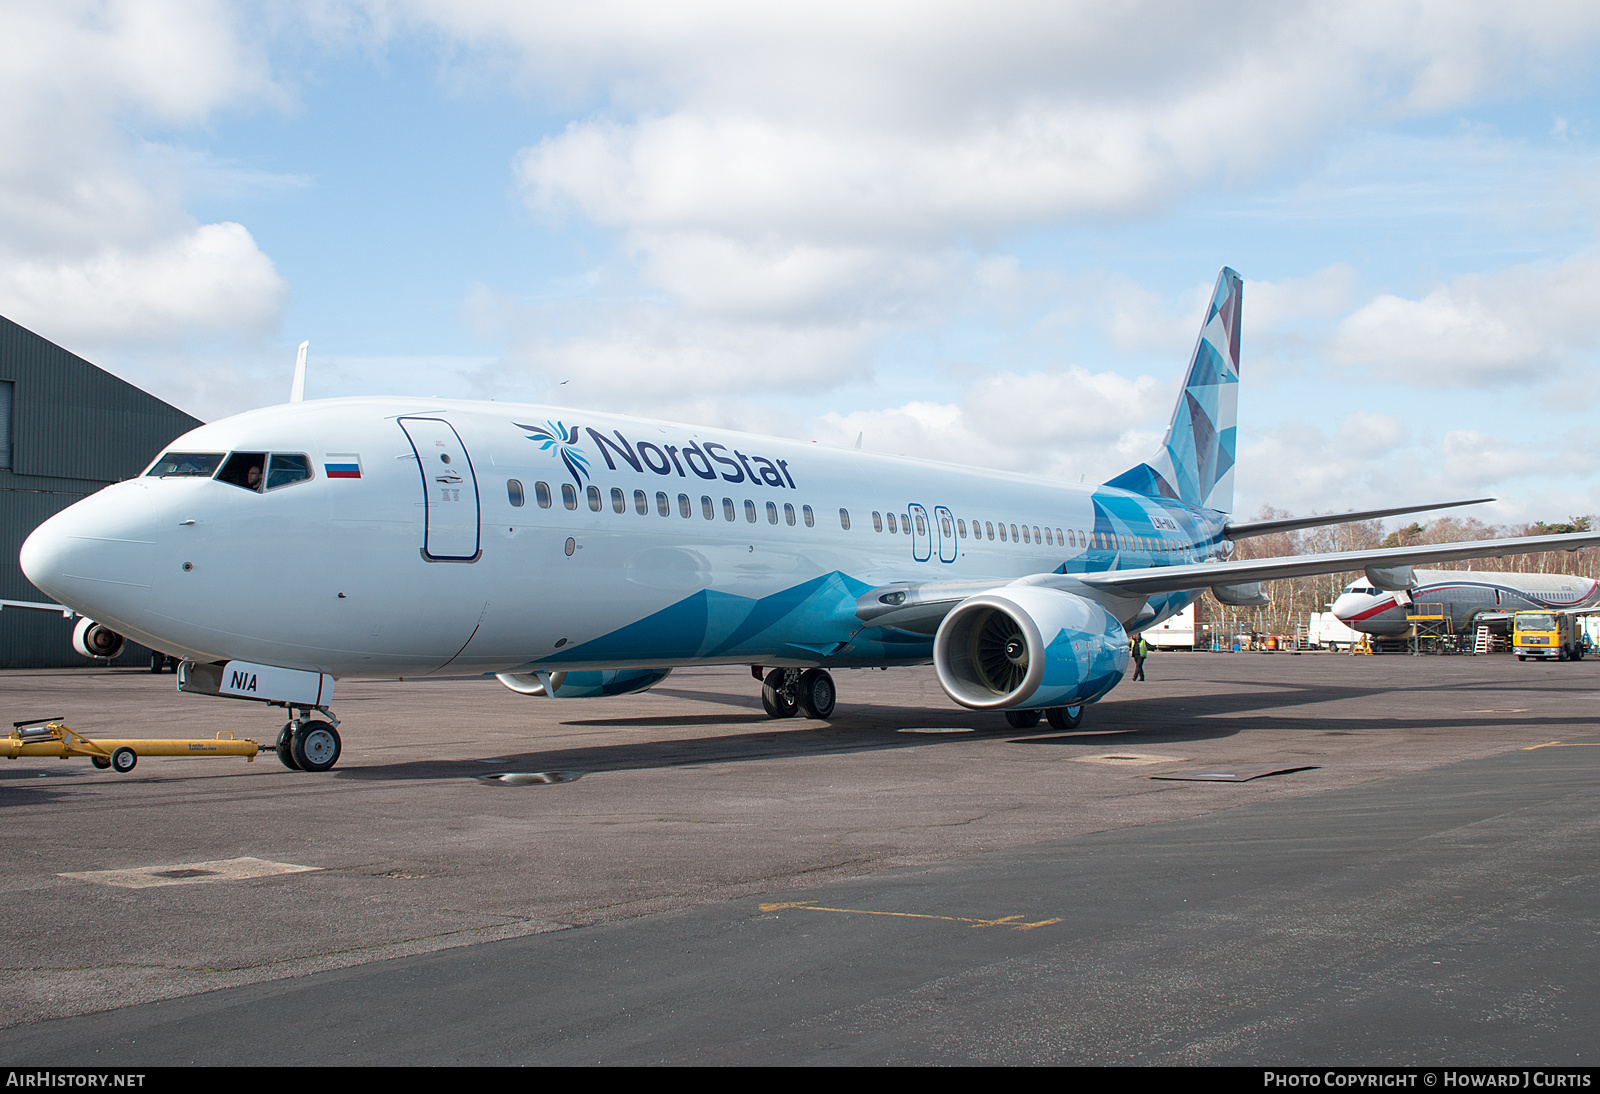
(855, 530), (1600, 634)
(1078, 531), (1600, 596)
(0, 599), (75, 617)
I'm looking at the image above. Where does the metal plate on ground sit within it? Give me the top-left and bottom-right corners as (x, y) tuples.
(1072, 752), (1188, 766)
(60, 856), (321, 888)
(1150, 764), (1319, 782)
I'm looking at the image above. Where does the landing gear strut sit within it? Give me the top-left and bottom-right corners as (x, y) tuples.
(276, 705), (342, 772)
(760, 668), (836, 720)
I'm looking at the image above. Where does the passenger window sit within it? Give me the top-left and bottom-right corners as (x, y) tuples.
(940, 516), (951, 537)
(587, 485), (602, 512)
(873, 511), (883, 532)
(999, 524), (1007, 542)
(216, 452), (268, 492)
(657, 491), (670, 517)
(745, 499), (757, 523)
(1011, 524), (1019, 542)
(839, 508), (851, 530)
(266, 454), (312, 490)
(679, 493), (692, 518)
(562, 484), (578, 510)
(803, 505), (814, 527)
(1032, 526), (1041, 544)
(535, 482), (552, 509)
(1044, 528), (1052, 545)
(723, 497), (736, 521)
(702, 495), (715, 519)
(887, 512), (897, 534)
(766, 501), (778, 524)
(915, 513), (927, 535)
(634, 489), (648, 515)
(507, 479), (525, 507)
(612, 487), (625, 514)
(957, 519), (966, 538)
(784, 503), (796, 526)
(1022, 526), (1030, 544)
(985, 522), (994, 540)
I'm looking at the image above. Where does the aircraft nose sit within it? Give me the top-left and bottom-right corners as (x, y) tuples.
(20, 486), (156, 621)
(1330, 594), (1357, 621)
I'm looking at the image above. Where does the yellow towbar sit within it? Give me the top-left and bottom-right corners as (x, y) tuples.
(3, 717), (259, 773)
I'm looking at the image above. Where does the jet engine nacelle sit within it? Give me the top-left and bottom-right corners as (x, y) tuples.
(496, 668), (671, 698)
(933, 587), (1128, 711)
(71, 618), (125, 660)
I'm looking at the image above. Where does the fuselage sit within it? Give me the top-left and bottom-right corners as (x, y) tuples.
(21, 397), (1232, 678)
(1331, 570), (1600, 636)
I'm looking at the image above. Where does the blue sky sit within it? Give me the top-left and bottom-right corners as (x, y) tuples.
(4, 2), (1600, 526)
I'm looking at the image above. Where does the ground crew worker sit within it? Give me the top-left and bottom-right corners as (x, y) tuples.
(1130, 634), (1149, 681)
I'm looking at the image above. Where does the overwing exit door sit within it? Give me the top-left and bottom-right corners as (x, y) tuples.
(934, 506), (957, 563)
(398, 417), (481, 562)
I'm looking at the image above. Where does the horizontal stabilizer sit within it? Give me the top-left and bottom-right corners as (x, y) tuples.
(1223, 497), (1494, 540)
(1078, 530), (1600, 597)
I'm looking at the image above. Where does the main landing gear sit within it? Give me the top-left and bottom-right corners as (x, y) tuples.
(1004, 705), (1085, 731)
(759, 668), (837, 720)
(275, 706), (342, 772)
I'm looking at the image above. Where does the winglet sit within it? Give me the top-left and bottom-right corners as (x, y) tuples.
(289, 341), (309, 403)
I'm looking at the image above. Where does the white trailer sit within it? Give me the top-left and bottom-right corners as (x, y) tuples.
(1146, 602), (1196, 649)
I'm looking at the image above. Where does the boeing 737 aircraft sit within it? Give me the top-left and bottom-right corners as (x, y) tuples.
(1332, 571), (1600, 637)
(21, 269), (1600, 773)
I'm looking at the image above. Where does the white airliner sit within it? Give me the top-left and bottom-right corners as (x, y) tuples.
(1332, 571), (1600, 637)
(21, 269), (1600, 772)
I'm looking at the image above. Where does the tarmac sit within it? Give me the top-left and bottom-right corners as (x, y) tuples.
(0, 650), (1595, 1064)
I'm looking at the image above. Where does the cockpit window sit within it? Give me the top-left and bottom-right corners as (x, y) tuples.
(147, 452), (224, 478)
(216, 452), (268, 491)
(266, 453), (312, 490)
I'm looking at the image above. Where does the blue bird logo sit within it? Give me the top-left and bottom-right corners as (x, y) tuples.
(515, 420), (590, 488)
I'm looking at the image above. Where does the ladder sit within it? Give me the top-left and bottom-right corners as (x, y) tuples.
(1475, 625), (1491, 655)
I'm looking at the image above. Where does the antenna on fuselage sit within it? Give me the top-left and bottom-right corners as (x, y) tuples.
(854, 432), (862, 450)
(289, 341), (309, 403)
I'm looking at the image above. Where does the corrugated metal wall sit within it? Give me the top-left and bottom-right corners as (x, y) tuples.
(0, 315), (203, 668)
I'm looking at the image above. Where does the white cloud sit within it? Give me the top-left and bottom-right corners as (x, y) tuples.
(1336, 411), (1408, 453)
(1250, 265), (1360, 331)
(811, 366), (1170, 481)
(1440, 428), (1529, 488)
(461, 285), (874, 411)
(0, 223), (285, 344)
(1328, 256), (1600, 387)
(0, 2), (288, 349)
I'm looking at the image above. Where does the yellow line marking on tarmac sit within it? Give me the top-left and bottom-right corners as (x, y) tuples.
(1522, 740), (1600, 750)
(759, 900), (1062, 931)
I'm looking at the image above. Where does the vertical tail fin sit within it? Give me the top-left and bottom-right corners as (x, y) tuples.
(1104, 267), (1241, 513)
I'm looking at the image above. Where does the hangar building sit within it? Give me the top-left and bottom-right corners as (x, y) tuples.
(0, 315), (202, 668)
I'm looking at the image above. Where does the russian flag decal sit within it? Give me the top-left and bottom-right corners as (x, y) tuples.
(324, 453), (362, 479)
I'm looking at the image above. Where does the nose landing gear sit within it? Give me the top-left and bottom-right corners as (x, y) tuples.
(275, 706), (342, 772)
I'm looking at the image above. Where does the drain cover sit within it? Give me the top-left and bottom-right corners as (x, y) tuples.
(475, 771), (582, 786)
